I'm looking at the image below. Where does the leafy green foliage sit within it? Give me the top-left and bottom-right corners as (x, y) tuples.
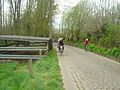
(88, 45), (120, 59)
(111, 48), (119, 56)
(61, 0), (120, 49)
(62, 0), (91, 41)
(0, 0), (57, 37)
(65, 41), (120, 61)
(99, 23), (120, 48)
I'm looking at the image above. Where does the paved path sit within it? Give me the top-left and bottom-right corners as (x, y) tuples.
(56, 45), (120, 90)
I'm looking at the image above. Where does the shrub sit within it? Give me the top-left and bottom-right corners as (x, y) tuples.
(104, 49), (111, 57)
(100, 48), (107, 55)
(97, 47), (102, 53)
(66, 41), (120, 60)
(118, 55), (120, 60)
(111, 48), (120, 57)
(114, 52), (120, 58)
(96, 46), (102, 54)
(79, 43), (84, 49)
(93, 46), (98, 52)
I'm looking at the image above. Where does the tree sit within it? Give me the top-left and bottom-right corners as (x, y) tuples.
(1, 0), (57, 37)
(0, 0), (2, 30)
(63, 0), (92, 41)
(62, 0), (120, 48)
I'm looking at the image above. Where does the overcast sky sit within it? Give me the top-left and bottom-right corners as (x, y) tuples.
(54, 0), (80, 28)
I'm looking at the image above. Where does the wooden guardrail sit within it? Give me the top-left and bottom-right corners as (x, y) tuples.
(0, 46), (48, 77)
(0, 35), (53, 50)
(0, 54), (40, 60)
(0, 35), (52, 50)
(0, 54), (40, 77)
(0, 47), (48, 51)
(0, 35), (53, 77)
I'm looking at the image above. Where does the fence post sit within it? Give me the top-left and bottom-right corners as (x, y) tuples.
(48, 39), (53, 51)
(39, 50), (42, 56)
(28, 59), (33, 77)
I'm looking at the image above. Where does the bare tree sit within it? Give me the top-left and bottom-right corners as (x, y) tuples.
(2, 0), (4, 27)
(0, 0), (2, 30)
(8, 0), (22, 34)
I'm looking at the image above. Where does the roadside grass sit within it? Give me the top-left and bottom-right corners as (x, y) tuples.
(65, 41), (120, 61)
(0, 49), (64, 90)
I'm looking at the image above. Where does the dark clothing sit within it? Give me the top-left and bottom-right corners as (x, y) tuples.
(58, 40), (64, 46)
(58, 40), (64, 51)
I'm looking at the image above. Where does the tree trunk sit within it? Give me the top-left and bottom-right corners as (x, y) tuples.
(0, 0), (2, 30)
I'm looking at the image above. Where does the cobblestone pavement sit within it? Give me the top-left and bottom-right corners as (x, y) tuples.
(56, 45), (120, 90)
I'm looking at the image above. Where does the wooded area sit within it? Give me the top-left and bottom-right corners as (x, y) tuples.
(0, 0), (120, 49)
(0, 0), (57, 37)
(60, 0), (120, 49)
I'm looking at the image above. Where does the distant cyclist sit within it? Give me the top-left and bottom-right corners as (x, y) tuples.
(58, 38), (64, 52)
(84, 39), (89, 51)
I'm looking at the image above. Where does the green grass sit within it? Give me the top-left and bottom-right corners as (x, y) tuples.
(0, 50), (64, 90)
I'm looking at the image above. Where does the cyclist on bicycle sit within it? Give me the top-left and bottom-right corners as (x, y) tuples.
(58, 38), (64, 52)
(84, 39), (89, 50)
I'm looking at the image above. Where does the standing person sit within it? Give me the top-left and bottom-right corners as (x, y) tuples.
(58, 38), (64, 52)
(84, 39), (89, 51)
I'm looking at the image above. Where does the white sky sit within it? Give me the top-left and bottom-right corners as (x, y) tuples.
(54, 0), (80, 28)
(3, 1), (9, 13)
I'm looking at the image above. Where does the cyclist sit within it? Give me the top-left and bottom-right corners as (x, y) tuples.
(58, 38), (64, 52)
(84, 39), (89, 50)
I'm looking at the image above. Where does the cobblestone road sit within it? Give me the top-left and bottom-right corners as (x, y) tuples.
(56, 45), (120, 90)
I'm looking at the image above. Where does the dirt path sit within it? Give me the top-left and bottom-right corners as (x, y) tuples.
(55, 45), (120, 90)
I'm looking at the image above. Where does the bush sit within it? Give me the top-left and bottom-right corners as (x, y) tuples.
(79, 42), (84, 49)
(118, 55), (120, 60)
(88, 44), (96, 52)
(100, 48), (107, 55)
(104, 49), (112, 57)
(111, 47), (120, 57)
(66, 41), (120, 60)
(88, 45), (94, 51)
(87, 44), (120, 59)
(96, 46), (102, 54)
(97, 47), (105, 55)
(93, 47), (98, 52)
(114, 52), (120, 58)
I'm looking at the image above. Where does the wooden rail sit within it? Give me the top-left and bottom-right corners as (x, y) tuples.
(0, 35), (53, 50)
(0, 54), (41, 77)
(0, 35), (51, 42)
(0, 47), (48, 51)
(0, 35), (53, 77)
(0, 54), (40, 60)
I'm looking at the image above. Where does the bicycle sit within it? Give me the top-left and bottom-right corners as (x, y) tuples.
(85, 44), (88, 51)
(59, 45), (64, 56)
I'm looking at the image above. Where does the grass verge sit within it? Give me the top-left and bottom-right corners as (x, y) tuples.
(0, 49), (64, 90)
(65, 40), (120, 61)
